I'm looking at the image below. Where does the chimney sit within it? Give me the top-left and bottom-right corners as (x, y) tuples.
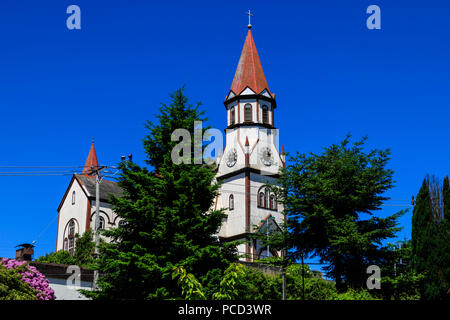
(15, 243), (34, 261)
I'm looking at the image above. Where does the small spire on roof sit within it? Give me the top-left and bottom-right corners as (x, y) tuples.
(82, 139), (99, 176)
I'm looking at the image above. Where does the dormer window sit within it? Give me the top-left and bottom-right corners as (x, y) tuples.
(230, 106), (235, 125)
(244, 104), (252, 122)
(262, 105), (269, 124)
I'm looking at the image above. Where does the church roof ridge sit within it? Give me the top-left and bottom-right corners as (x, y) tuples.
(74, 174), (123, 202)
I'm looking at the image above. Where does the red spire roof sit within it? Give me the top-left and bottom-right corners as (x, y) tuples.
(82, 140), (99, 176)
(230, 28), (270, 95)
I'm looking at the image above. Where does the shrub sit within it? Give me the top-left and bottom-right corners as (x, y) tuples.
(330, 288), (378, 300)
(35, 250), (77, 265)
(0, 264), (36, 300)
(1, 258), (56, 300)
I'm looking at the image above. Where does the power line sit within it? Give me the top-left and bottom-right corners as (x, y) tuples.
(32, 213), (60, 245)
(0, 166), (85, 169)
(0, 165), (117, 177)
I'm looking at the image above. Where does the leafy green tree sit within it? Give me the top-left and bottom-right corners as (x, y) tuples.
(36, 250), (76, 265)
(172, 263), (280, 300)
(173, 262), (381, 300)
(85, 88), (237, 299)
(330, 288), (378, 300)
(36, 230), (95, 267)
(73, 230), (95, 266)
(375, 241), (424, 300)
(212, 263), (247, 300)
(278, 135), (403, 292)
(171, 266), (206, 300)
(285, 264), (335, 300)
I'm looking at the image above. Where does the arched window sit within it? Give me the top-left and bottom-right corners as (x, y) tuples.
(244, 104), (252, 122)
(259, 192), (265, 207)
(229, 194), (234, 210)
(230, 106), (235, 125)
(68, 237), (75, 255)
(97, 216), (105, 230)
(270, 194), (276, 210)
(72, 191), (76, 205)
(68, 220), (75, 236)
(262, 105), (269, 124)
(63, 238), (68, 251)
(257, 186), (277, 210)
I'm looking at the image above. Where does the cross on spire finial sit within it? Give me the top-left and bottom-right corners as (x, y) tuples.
(246, 10), (253, 29)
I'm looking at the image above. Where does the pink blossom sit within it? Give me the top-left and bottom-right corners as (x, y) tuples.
(1, 258), (56, 300)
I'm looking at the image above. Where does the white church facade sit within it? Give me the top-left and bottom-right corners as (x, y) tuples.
(55, 25), (285, 263)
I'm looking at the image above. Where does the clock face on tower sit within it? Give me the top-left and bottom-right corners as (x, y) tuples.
(226, 148), (237, 167)
(260, 147), (273, 166)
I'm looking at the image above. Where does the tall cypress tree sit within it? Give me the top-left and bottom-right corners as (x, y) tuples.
(411, 179), (433, 275)
(85, 88), (237, 299)
(412, 177), (450, 300)
(437, 177), (450, 299)
(443, 176), (450, 222)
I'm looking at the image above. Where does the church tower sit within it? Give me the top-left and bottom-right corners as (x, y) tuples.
(216, 22), (285, 262)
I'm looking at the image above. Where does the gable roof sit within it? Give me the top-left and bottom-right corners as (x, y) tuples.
(256, 214), (282, 233)
(57, 174), (123, 212)
(74, 174), (123, 203)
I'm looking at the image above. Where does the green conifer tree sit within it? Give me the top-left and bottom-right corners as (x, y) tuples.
(85, 88), (237, 299)
(411, 179), (433, 276)
(278, 136), (403, 292)
(437, 177), (450, 299)
(412, 176), (450, 300)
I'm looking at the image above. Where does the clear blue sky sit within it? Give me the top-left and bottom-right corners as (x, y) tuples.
(0, 0), (449, 265)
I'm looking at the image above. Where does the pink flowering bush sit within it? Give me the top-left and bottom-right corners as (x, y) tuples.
(1, 258), (56, 300)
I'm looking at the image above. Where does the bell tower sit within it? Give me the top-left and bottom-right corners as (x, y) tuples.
(215, 21), (285, 262)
